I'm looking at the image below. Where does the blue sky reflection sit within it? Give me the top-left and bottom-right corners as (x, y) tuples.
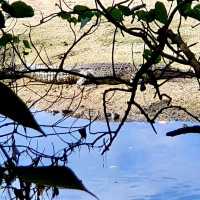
(1, 112), (200, 200)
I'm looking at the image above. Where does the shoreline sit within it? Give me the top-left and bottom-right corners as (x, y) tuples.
(17, 78), (200, 123)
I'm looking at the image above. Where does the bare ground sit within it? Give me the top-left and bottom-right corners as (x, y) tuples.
(16, 77), (200, 122)
(7, 0), (200, 122)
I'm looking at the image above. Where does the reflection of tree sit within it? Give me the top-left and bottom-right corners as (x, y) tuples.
(0, 0), (200, 199)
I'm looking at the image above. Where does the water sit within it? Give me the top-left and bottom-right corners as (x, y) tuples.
(1, 112), (200, 200)
(64, 122), (200, 200)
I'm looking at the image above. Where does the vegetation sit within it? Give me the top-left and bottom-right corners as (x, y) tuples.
(0, 0), (199, 199)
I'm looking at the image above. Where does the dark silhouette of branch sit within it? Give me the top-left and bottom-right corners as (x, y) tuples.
(166, 126), (200, 137)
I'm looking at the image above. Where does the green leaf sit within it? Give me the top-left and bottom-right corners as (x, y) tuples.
(68, 17), (78, 24)
(10, 1), (34, 18)
(77, 10), (94, 28)
(135, 10), (147, 21)
(143, 49), (152, 61)
(154, 2), (168, 24)
(93, 11), (101, 18)
(193, 4), (200, 11)
(0, 33), (13, 47)
(118, 5), (131, 16)
(1, 1), (14, 16)
(13, 35), (20, 43)
(147, 9), (156, 22)
(73, 5), (95, 27)
(58, 12), (78, 24)
(73, 5), (89, 14)
(136, 9), (155, 22)
(143, 49), (161, 63)
(58, 11), (71, 20)
(15, 166), (99, 200)
(82, 10), (94, 19)
(23, 39), (31, 48)
(107, 7), (123, 22)
(177, 0), (192, 18)
(188, 4), (200, 21)
(80, 16), (91, 28)
(154, 54), (161, 64)
(0, 33), (19, 47)
(0, 82), (46, 136)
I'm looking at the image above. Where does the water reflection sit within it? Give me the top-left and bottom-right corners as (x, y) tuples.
(1, 112), (200, 200)
(64, 121), (200, 200)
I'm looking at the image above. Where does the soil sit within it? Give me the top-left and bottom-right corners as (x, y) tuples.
(8, 0), (200, 122)
(16, 77), (200, 122)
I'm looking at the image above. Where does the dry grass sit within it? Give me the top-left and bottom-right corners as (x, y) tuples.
(8, 0), (200, 66)
(7, 0), (200, 121)
(17, 78), (200, 121)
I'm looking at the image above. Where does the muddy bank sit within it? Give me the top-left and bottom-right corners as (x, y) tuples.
(16, 78), (200, 122)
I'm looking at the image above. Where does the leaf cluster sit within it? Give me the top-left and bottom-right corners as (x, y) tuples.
(58, 5), (100, 28)
(135, 1), (168, 24)
(177, 0), (200, 21)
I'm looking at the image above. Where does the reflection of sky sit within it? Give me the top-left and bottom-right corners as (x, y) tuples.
(66, 121), (200, 200)
(1, 112), (200, 200)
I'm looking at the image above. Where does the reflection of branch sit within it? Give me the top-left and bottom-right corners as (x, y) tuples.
(132, 101), (157, 134)
(166, 126), (200, 137)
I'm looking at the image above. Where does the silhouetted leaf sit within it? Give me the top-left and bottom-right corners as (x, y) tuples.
(52, 187), (59, 198)
(14, 189), (24, 200)
(23, 39), (31, 48)
(188, 4), (200, 21)
(1, 1), (14, 16)
(79, 127), (87, 139)
(143, 49), (161, 63)
(136, 9), (155, 22)
(13, 35), (20, 43)
(58, 11), (71, 20)
(77, 10), (94, 28)
(154, 2), (168, 24)
(0, 11), (5, 28)
(177, 0), (192, 19)
(68, 16), (78, 24)
(143, 49), (152, 61)
(80, 16), (90, 28)
(0, 82), (46, 136)
(73, 5), (89, 14)
(10, 1), (34, 18)
(147, 9), (156, 22)
(140, 79), (146, 91)
(118, 5), (131, 16)
(58, 11), (78, 24)
(0, 33), (12, 47)
(15, 166), (99, 199)
(107, 7), (123, 22)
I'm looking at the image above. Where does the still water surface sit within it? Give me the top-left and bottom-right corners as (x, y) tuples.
(63, 121), (200, 200)
(2, 112), (200, 200)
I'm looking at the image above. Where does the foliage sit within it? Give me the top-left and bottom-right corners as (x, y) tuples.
(1, 0), (34, 18)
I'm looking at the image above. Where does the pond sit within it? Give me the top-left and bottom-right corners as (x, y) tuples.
(63, 121), (200, 200)
(1, 112), (200, 200)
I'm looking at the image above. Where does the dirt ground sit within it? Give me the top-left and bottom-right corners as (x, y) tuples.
(7, 0), (200, 122)
(16, 77), (200, 122)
